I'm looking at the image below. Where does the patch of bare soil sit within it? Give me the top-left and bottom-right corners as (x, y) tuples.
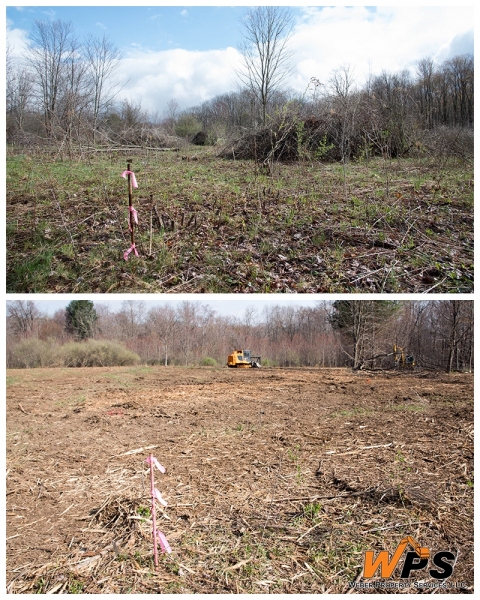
(6, 367), (473, 593)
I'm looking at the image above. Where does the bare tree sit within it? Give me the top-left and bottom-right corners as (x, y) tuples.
(115, 300), (147, 341)
(442, 54), (474, 127)
(84, 33), (124, 143)
(237, 6), (294, 125)
(149, 305), (179, 366)
(330, 300), (400, 370)
(119, 99), (148, 143)
(58, 34), (89, 148)
(327, 65), (360, 194)
(7, 301), (41, 337)
(240, 306), (257, 347)
(435, 301), (474, 373)
(416, 57), (436, 129)
(177, 301), (202, 366)
(6, 43), (14, 93)
(27, 19), (78, 138)
(6, 45), (34, 138)
(163, 98), (180, 135)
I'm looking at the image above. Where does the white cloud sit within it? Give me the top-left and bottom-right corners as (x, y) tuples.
(116, 46), (243, 114)
(6, 22), (31, 57)
(180, 10), (188, 18)
(40, 9), (56, 21)
(290, 6), (474, 91)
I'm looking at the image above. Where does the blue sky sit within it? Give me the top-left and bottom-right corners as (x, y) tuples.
(7, 5), (474, 116)
(7, 6), (251, 53)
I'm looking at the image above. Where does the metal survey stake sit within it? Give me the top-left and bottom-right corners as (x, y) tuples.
(148, 452), (159, 568)
(145, 454), (171, 569)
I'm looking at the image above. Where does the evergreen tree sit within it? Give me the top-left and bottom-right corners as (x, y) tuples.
(65, 300), (97, 340)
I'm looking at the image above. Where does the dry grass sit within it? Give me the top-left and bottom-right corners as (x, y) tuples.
(6, 366), (473, 593)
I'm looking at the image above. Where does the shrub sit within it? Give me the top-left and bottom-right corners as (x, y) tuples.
(260, 358), (277, 367)
(175, 114), (203, 139)
(61, 340), (140, 367)
(199, 357), (217, 367)
(418, 126), (474, 161)
(10, 338), (61, 368)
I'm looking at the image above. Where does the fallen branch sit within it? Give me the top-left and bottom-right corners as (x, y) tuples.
(325, 443), (393, 456)
(113, 445), (157, 457)
(361, 520), (431, 534)
(296, 522), (324, 542)
(224, 558), (253, 572)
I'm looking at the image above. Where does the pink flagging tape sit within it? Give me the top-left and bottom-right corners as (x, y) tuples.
(147, 453), (171, 563)
(123, 243), (139, 261)
(128, 205), (138, 231)
(153, 457), (166, 473)
(146, 456), (166, 473)
(157, 530), (172, 554)
(154, 488), (168, 507)
(121, 170), (138, 188)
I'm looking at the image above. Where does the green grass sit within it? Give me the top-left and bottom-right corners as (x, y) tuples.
(391, 403), (427, 413)
(136, 506), (151, 519)
(67, 579), (85, 594)
(332, 407), (373, 417)
(303, 502), (323, 521)
(54, 394), (86, 408)
(6, 148), (473, 293)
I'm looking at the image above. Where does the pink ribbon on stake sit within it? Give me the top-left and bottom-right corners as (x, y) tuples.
(154, 488), (168, 507)
(123, 243), (139, 261)
(128, 205), (138, 231)
(121, 170), (138, 188)
(157, 530), (172, 554)
(146, 454), (172, 565)
(146, 456), (166, 474)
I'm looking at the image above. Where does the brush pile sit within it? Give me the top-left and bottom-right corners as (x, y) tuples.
(219, 116), (339, 163)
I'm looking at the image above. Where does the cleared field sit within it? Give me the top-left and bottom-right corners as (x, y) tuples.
(6, 148), (473, 293)
(6, 366), (473, 593)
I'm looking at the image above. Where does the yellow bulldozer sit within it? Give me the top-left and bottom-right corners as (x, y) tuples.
(393, 344), (415, 369)
(227, 350), (261, 368)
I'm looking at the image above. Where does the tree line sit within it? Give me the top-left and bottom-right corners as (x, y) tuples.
(6, 300), (474, 373)
(7, 21), (126, 146)
(6, 9), (473, 162)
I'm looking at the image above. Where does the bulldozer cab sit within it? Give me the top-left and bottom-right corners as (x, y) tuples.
(241, 350), (251, 362)
(227, 349), (261, 368)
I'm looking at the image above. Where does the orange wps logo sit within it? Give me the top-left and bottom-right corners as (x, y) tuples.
(363, 536), (456, 580)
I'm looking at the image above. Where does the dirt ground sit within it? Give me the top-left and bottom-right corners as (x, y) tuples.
(6, 366), (473, 593)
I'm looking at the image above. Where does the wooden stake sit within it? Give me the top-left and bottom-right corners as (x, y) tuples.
(127, 159), (135, 249)
(149, 194), (153, 256)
